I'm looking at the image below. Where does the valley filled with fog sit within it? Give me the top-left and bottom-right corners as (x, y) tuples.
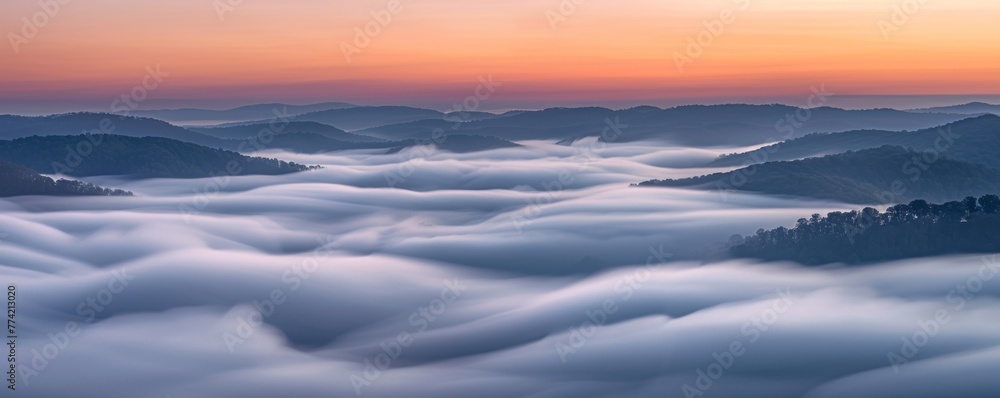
(4, 138), (999, 398)
(5, 0), (1000, 395)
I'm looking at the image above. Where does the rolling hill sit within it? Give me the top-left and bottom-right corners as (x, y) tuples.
(292, 106), (445, 131)
(443, 111), (502, 121)
(253, 132), (520, 154)
(357, 104), (972, 146)
(0, 113), (228, 148)
(639, 146), (1000, 204)
(1, 105), (975, 154)
(908, 102), (1000, 115)
(706, 115), (1000, 169)
(131, 102), (356, 123)
(0, 135), (313, 178)
(192, 121), (384, 142)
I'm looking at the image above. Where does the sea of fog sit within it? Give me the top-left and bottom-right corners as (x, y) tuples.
(1, 139), (999, 398)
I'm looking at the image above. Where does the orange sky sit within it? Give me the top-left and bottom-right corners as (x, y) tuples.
(2, 0), (999, 112)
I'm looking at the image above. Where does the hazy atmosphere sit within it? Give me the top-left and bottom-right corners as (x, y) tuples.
(4, 0), (1000, 112)
(2, 1), (1000, 397)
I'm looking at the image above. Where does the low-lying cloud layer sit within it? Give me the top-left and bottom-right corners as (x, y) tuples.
(2, 140), (998, 397)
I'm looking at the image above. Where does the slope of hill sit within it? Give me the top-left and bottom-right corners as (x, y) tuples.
(131, 102), (356, 123)
(0, 161), (132, 197)
(192, 121), (384, 142)
(358, 107), (623, 141)
(249, 132), (520, 154)
(249, 132), (387, 153)
(293, 106), (445, 131)
(617, 105), (973, 145)
(707, 115), (1000, 168)
(355, 119), (456, 140)
(444, 111), (502, 121)
(639, 146), (1000, 204)
(355, 104), (971, 146)
(908, 102), (1000, 115)
(3, 105), (973, 151)
(0, 135), (313, 178)
(0, 113), (228, 148)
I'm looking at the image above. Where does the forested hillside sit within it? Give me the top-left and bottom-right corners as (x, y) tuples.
(0, 161), (132, 197)
(730, 195), (1000, 265)
(640, 146), (1000, 204)
(0, 135), (312, 178)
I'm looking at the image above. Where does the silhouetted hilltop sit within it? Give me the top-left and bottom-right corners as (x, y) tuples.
(355, 119), (457, 140)
(293, 106), (445, 131)
(908, 102), (1000, 115)
(246, 132), (387, 153)
(1, 105), (976, 152)
(358, 104), (971, 146)
(0, 135), (312, 178)
(619, 105), (973, 145)
(639, 146), (1000, 204)
(132, 102), (356, 123)
(0, 161), (132, 197)
(193, 121), (384, 142)
(219, 130), (520, 154)
(443, 111), (501, 122)
(0, 113), (227, 148)
(707, 115), (1000, 168)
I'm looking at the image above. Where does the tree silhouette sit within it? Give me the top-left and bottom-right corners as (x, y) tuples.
(1, 161), (132, 197)
(730, 194), (1000, 265)
(963, 196), (981, 214)
(980, 194), (1000, 214)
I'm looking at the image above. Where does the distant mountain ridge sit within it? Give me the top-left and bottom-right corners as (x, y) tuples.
(0, 135), (313, 178)
(706, 115), (1000, 169)
(357, 104), (972, 146)
(192, 121), (384, 142)
(292, 106), (447, 131)
(0, 104), (978, 153)
(233, 132), (521, 154)
(0, 113), (229, 148)
(177, 102), (973, 146)
(908, 102), (1000, 115)
(639, 145), (1000, 204)
(0, 113), (517, 155)
(131, 102), (357, 123)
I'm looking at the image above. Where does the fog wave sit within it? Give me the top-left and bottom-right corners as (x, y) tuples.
(2, 141), (998, 397)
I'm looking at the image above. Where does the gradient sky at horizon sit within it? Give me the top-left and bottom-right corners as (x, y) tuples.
(2, 0), (999, 113)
